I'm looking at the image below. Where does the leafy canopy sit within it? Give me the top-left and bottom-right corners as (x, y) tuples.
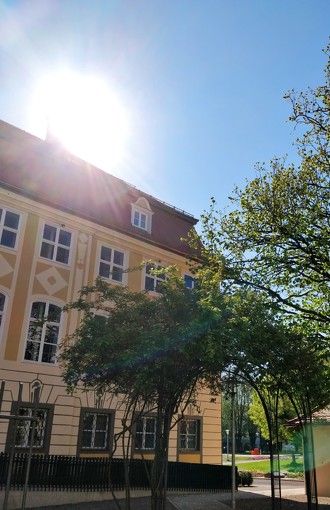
(195, 42), (330, 344)
(60, 272), (224, 408)
(248, 390), (295, 444)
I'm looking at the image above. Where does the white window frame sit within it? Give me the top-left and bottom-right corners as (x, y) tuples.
(133, 209), (147, 230)
(14, 408), (48, 448)
(98, 244), (126, 284)
(134, 416), (156, 451)
(0, 206), (21, 250)
(179, 418), (201, 451)
(7, 402), (53, 453)
(184, 274), (196, 290)
(23, 301), (62, 364)
(78, 409), (114, 452)
(144, 262), (166, 293)
(39, 223), (72, 265)
(131, 198), (153, 234)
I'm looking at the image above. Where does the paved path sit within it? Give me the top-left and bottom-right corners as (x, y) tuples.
(3, 479), (307, 510)
(168, 479), (305, 510)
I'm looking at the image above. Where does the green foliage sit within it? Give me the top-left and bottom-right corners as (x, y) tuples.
(222, 383), (257, 453)
(60, 272), (227, 510)
(193, 43), (330, 420)
(237, 471), (253, 487)
(217, 292), (329, 464)
(189, 47), (330, 503)
(60, 273), (223, 401)
(220, 290), (328, 394)
(248, 390), (295, 444)
(196, 43), (330, 345)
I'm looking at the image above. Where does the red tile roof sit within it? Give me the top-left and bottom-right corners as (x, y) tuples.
(287, 406), (330, 428)
(312, 407), (330, 423)
(0, 120), (198, 257)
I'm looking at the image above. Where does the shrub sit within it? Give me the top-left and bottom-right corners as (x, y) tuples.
(238, 470), (253, 487)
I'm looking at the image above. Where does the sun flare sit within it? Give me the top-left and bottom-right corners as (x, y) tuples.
(31, 70), (129, 170)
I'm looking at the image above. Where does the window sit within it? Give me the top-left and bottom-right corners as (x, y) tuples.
(99, 245), (125, 283)
(0, 207), (20, 249)
(135, 416), (156, 451)
(184, 274), (196, 290)
(179, 418), (201, 451)
(24, 301), (62, 364)
(0, 292), (5, 330)
(6, 402), (53, 453)
(133, 210), (147, 230)
(145, 263), (166, 293)
(131, 198), (153, 233)
(77, 409), (114, 453)
(40, 224), (72, 264)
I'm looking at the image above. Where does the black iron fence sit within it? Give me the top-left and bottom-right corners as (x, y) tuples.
(0, 453), (232, 492)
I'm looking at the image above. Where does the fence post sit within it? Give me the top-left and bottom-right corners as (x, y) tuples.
(21, 384), (40, 510)
(3, 382), (23, 510)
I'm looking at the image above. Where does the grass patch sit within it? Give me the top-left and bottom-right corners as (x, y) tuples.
(236, 459), (271, 474)
(236, 458), (304, 479)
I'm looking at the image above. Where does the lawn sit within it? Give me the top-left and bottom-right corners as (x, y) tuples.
(235, 456), (304, 479)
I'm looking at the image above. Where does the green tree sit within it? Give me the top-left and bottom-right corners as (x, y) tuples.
(186, 42), (330, 509)
(222, 383), (256, 454)
(248, 389), (294, 446)
(60, 272), (223, 510)
(196, 42), (330, 343)
(211, 289), (330, 509)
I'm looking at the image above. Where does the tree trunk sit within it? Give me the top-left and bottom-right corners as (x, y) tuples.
(150, 407), (172, 510)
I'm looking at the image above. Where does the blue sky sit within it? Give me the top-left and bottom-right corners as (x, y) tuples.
(1, 0), (329, 221)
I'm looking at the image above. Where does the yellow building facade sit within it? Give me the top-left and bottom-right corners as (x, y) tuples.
(0, 120), (221, 464)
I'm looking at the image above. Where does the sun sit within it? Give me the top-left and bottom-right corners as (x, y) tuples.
(30, 70), (130, 170)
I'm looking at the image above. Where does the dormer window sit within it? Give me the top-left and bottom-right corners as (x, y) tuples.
(131, 197), (153, 234)
(133, 210), (147, 229)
